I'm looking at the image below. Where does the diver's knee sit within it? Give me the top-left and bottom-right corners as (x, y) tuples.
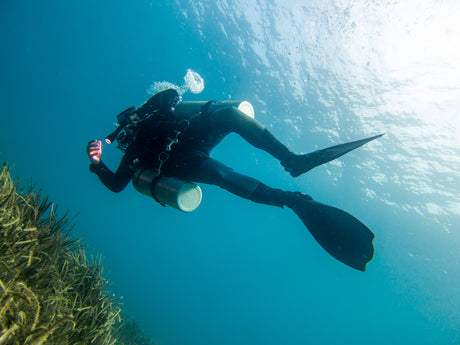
(212, 106), (264, 134)
(199, 159), (233, 184)
(199, 159), (259, 198)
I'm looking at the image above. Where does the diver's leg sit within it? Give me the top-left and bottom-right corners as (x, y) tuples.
(210, 107), (384, 177)
(197, 158), (306, 207)
(209, 107), (296, 164)
(197, 158), (375, 271)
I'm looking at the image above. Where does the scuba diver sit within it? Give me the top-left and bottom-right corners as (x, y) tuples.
(87, 88), (383, 271)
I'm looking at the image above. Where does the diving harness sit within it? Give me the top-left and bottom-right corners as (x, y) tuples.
(104, 89), (254, 212)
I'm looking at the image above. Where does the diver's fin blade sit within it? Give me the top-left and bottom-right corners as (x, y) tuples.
(307, 133), (384, 169)
(291, 199), (375, 271)
(287, 133), (384, 177)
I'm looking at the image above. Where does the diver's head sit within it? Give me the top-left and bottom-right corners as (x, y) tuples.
(158, 88), (181, 114)
(135, 88), (181, 118)
(104, 88), (181, 147)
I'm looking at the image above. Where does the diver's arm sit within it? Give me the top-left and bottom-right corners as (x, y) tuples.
(87, 140), (136, 193)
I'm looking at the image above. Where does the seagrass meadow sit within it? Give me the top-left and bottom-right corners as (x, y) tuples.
(0, 163), (155, 345)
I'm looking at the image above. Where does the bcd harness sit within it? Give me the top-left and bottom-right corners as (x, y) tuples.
(151, 100), (214, 175)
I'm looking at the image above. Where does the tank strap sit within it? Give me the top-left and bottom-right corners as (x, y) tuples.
(149, 174), (165, 206)
(155, 101), (215, 175)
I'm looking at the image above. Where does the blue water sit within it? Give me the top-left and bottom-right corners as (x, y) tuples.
(1, 0), (459, 344)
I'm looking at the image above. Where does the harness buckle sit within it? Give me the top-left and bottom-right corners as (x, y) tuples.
(158, 152), (169, 162)
(166, 137), (179, 151)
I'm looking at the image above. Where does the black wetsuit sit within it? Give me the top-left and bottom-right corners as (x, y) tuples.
(89, 99), (377, 271)
(90, 106), (296, 207)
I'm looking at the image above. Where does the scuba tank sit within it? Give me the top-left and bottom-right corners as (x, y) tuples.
(132, 169), (202, 212)
(173, 100), (255, 120)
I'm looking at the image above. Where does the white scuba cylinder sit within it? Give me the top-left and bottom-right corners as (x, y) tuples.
(132, 169), (202, 212)
(173, 100), (255, 120)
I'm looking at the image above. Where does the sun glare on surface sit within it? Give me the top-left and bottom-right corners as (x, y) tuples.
(367, 0), (460, 138)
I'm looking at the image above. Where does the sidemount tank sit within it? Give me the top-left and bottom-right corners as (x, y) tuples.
(173, 100), (255, 120)
(132, 169), (202, 213)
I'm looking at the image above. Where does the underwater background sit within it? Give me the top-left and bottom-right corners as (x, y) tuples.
(1, 0), (459, 344)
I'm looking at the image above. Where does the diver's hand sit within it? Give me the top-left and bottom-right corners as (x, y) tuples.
(87, 140), (102, 164)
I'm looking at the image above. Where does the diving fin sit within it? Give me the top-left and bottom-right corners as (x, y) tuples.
(288, 193), (375, 271)
(283, 133), (384, 177)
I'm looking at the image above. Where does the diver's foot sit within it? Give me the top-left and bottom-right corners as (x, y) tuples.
(281, 154), (317, 178)
(282, 191), (314, 209)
